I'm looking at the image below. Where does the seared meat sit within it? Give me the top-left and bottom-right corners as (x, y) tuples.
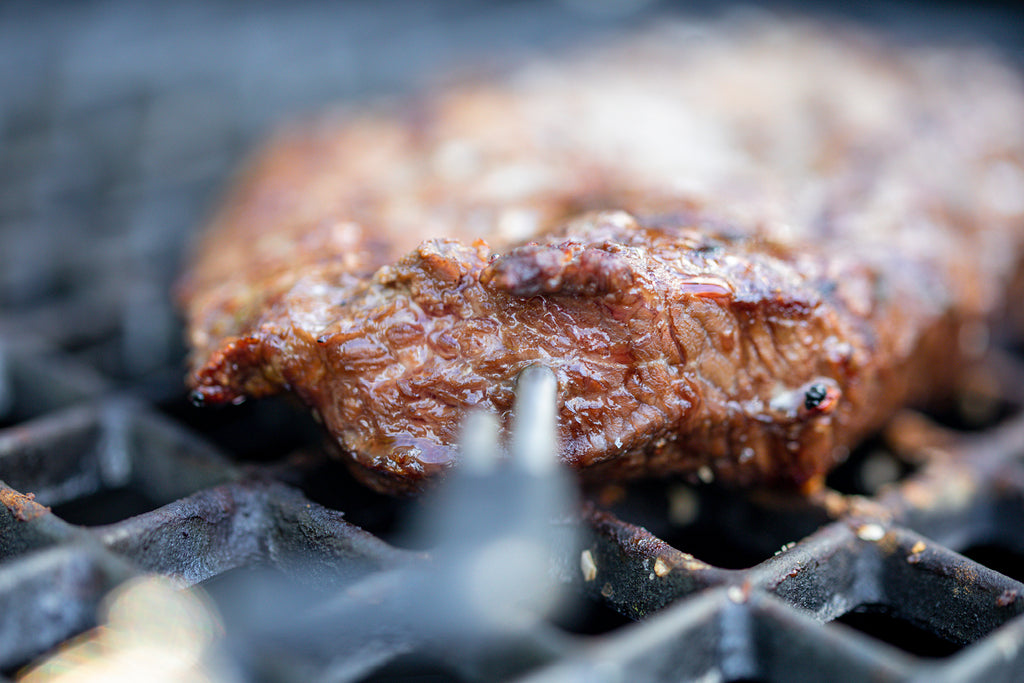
(180, 20), (1024, 493)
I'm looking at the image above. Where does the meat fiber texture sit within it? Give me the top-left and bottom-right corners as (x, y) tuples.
(179, 18), (1024, 494)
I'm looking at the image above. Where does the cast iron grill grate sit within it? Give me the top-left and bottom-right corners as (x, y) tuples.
(8, 371), (1024, 683)
(3, 2), (1024, 681)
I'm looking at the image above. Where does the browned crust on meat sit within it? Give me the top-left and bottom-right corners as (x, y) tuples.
(180, 20), (1024, 493)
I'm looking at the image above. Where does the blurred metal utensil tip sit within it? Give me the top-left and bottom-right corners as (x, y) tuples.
(218, 365), (579, 682)
(21, 364), (580, 683)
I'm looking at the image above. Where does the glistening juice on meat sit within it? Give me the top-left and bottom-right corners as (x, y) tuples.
(179, 19), (1024, 493)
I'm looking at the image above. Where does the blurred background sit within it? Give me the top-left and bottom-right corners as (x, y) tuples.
(0, 0), (1022, 404)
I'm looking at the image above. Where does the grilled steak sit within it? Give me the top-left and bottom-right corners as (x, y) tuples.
(180, 20), (1024, 493)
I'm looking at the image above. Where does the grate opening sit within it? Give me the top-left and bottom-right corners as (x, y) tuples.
(920, 380), (1018, 434)
(0, 268), (82, 313)
(289, 458), (426, 549)
(658, 521), (773, 570)
(549, 595), (634, 635)
(60, 308), (184, 388)
(0, 348), (107, 428)
(833, 605), (965, 658)
(826, 436), (916, 496)
(586, 482), (758, 569)
(50, 485), (164, 527)
(157, 395), (320, 462)
(590, 481), (826, 569)
(356, 653), (469, 683)
(3, 404), (236, 527)
(0, 407), (106, 508)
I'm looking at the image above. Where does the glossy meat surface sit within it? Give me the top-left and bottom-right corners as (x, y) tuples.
(180, 20), (1024, 492)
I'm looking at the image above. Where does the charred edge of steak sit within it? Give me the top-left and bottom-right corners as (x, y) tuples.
(185, 209), (945, 494)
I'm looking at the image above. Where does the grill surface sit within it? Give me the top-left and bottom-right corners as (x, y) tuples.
(3, 1), (1024, 681)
